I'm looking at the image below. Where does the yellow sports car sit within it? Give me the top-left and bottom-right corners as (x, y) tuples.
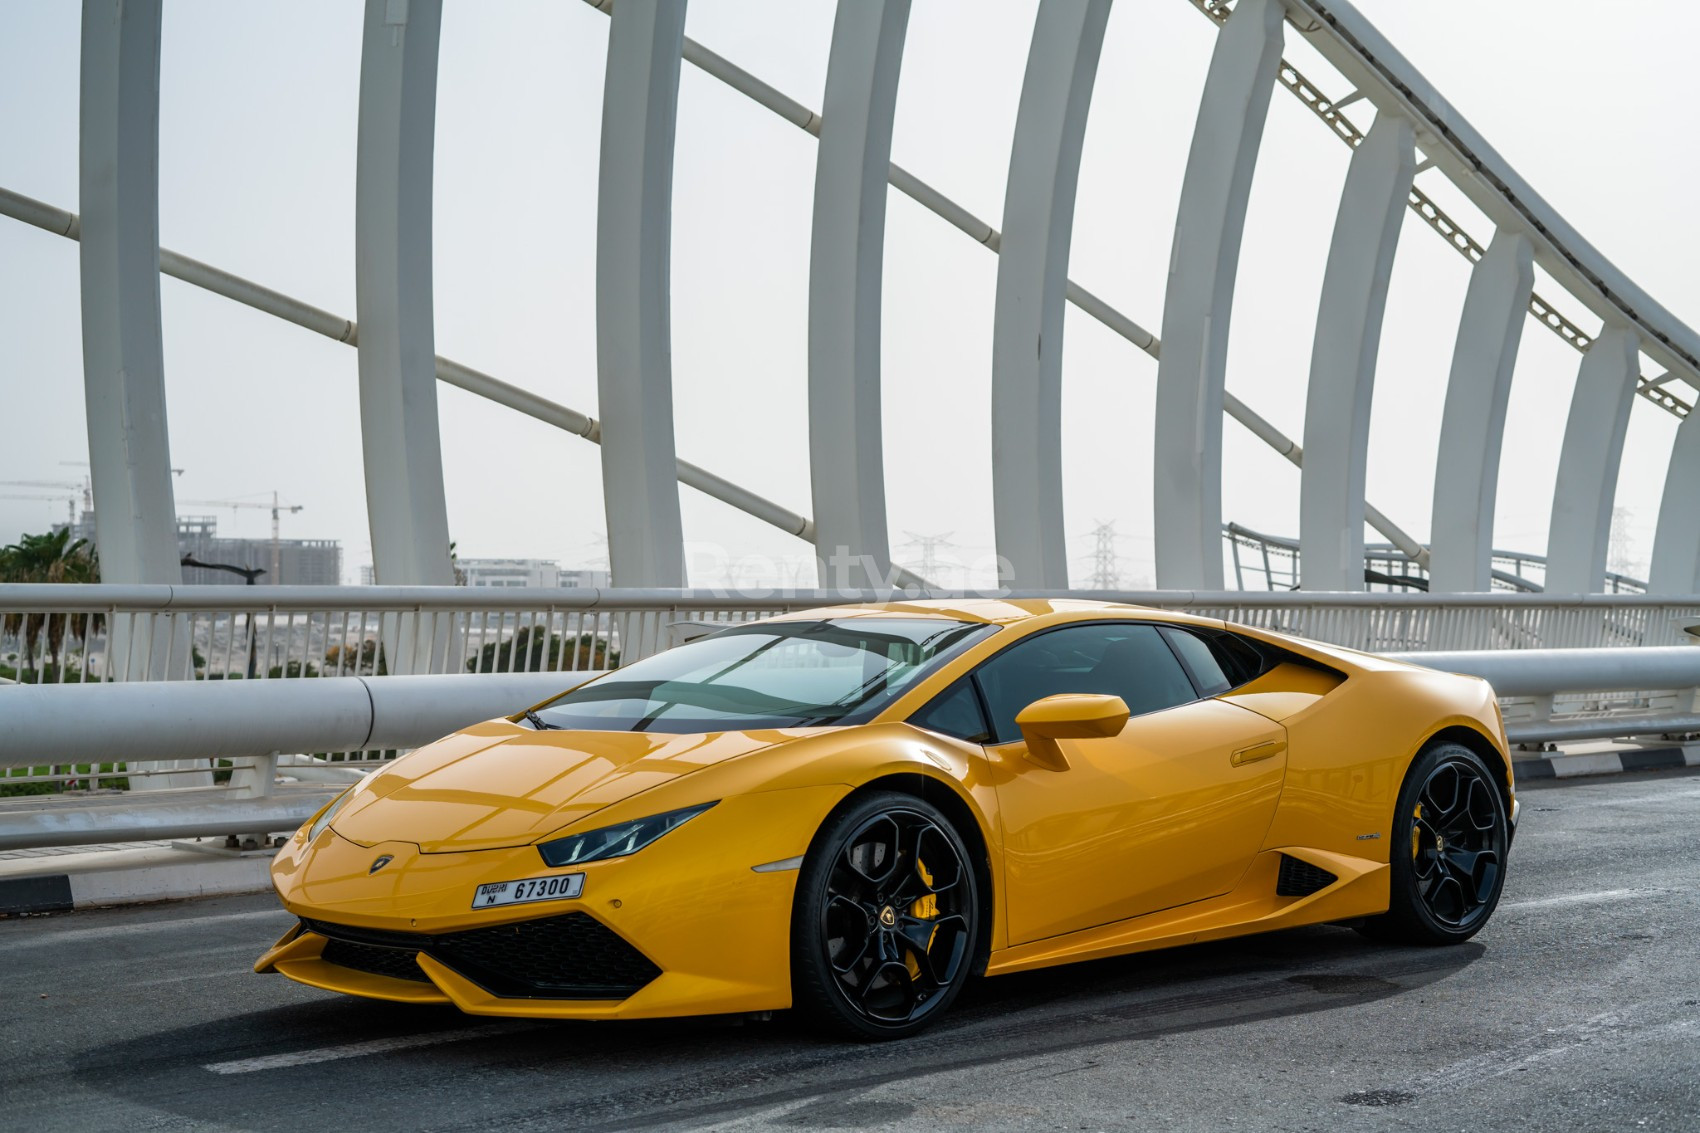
(256, 599), (1516, 1039)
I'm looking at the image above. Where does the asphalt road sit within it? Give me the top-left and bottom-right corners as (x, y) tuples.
(4, 768), (1698, 1132)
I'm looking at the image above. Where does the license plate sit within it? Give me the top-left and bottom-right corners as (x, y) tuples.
(472, 873), (585, 910)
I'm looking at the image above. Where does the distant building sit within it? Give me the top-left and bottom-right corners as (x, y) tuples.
(70, 511), (342, 586)
(459, 558), (562, 589)
(356, 560), (609, 587)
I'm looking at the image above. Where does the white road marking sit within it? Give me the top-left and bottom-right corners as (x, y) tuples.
(203, 1023), (540, 1074)
(1499, 887), (1675, 912)
(0, 909), (289, 951)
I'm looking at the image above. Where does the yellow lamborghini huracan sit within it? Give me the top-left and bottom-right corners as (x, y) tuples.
(257, 599), (1517, 1038)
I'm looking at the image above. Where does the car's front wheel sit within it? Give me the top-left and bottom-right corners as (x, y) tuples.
(790, 791), (979, 1040)
(1361, 741), (1509, 945)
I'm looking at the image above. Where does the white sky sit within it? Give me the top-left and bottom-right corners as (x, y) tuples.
(1, 1), (1696, 587)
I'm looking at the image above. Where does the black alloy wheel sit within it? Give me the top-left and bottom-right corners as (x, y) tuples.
(791, 791), (979, 1039)
(1361, 741), (1509, 945)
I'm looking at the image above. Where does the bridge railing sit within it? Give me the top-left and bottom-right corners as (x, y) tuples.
(2, 584), (1697, 844)
(3, 585), (1698, 688)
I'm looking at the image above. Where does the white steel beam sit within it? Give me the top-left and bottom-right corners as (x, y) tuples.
(1299, 113), (1415, 590)
(78, 0), (180, 589)
(596, 0), (688, 587)
(807, 0), (910, 590)
(991, 0), (1112, 589)
(1649, 412), (1700, 593)
(1152, 0), (1284, 589)
(1545, 327), (1640, 593)
(355, 0), (454, 587)
(1428, 231), (1535, 592)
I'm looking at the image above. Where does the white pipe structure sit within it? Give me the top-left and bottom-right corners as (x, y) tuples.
(1650, 413), (1700, 594)
(1428, 232), (1536, 593)
(991, 0), (1112, 589)
(1382, 646), (1700, 699)
(77, 0), (197, 790)
(1153, 0), (1284, 590)
(596, 0), (689, 587)
(354, 0), (455, 588)
(0, 187), (830, 558)
(1546, 328), (1641, 594)
(807, 0), (910, 590)
(576, 0), (1431, 571)
(0, 671), (584, 770)
(77, 0), (181, 592)
(1288, 0), (1700, 592)
(1298, 114), (1415, 591)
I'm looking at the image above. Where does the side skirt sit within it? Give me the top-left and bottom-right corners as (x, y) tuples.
(984, 847), (1388, 977)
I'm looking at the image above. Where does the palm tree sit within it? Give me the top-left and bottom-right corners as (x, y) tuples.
(0, 529), (100, 678)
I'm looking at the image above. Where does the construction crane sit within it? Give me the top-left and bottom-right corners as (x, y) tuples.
(176, 492), (304, 582)
(0, 479), (89, 528)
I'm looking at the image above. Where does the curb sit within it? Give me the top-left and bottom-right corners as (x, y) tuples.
(0, 847), (274, 915)
(1512, 745), (1700, 782)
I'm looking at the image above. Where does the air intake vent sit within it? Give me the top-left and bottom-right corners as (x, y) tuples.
(1276, 854), (1338, 898)
(306, 913), (660, 999)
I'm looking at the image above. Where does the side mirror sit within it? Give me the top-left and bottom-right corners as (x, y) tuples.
(1014, 693), (1130, 771)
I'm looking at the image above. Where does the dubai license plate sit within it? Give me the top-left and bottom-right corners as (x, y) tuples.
(472, 873), (585, 910)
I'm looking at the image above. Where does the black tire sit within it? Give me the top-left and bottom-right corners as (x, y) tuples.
(1359, 741), (1509, 945)
(790, 791), (980, 1040)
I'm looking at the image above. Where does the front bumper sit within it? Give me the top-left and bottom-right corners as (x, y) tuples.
(257, 784), (849, 1020)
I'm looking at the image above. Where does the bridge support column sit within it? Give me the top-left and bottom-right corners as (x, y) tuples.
(1298, 114), (1415, 590)
(355, 0), (454, 589)
(596, 0), (688, 587)
(1545, 327), (1640, 593)
(79, 0), (200, 727)
(1152, 0), (1284, 590)
(990, 0), (1111, 589)
(808, 0), (910, 591)
(1428, 231), (1534, 592)
(1649, 411), (1700, 594)
(78, 0), (180, 591)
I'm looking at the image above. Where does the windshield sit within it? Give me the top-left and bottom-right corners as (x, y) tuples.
(526, 618), (995, 734)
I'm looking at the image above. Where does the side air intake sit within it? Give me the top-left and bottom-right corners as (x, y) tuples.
(1276, 855), (1338, 898)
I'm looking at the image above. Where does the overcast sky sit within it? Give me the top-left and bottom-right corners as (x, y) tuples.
(2, 1), (1696, 587)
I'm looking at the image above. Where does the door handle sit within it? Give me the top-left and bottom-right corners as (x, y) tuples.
(1231, 739), (1286, 767)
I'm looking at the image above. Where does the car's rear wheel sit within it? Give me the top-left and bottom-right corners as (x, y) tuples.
(790, 791), (979, 1040)
(1360, 741), (1508, 945)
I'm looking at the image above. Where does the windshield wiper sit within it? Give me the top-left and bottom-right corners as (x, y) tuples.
(523, 709), (558, 731)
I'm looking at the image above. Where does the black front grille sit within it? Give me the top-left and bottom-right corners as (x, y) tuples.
(1276, 854), (1338, 898)
(321, 937), (431, 983)
(306, 913), (659, 1000)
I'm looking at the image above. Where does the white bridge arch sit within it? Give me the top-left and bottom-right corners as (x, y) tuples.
(5, 0), (1698, 596)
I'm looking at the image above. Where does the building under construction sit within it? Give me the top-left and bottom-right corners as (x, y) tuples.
(69, 512), (342, 586)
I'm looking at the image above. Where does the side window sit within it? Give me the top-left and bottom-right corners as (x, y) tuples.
(974, 624), (1198, 744)
(1161, 628), (1232, 697)
(1210, 632), (1269, 688)
(909, 678), (991, 743)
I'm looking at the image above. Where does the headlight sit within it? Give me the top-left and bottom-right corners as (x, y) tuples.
(305, 788), (355, 842)
(536, 802), (716, 867)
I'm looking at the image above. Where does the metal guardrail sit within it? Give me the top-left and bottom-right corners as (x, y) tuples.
(4, 585), (1699, 689)
(0, 643), (1696, 850)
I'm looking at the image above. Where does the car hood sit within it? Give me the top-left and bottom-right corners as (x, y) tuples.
(328, 719), (801, 853)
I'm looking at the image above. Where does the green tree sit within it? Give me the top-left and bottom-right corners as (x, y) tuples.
(0, 528), (101, 678)
(467, 628), (617, 673)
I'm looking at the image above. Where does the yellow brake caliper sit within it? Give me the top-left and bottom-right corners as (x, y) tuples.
(905, 860), (938, 979)
(1411, 803), (1423, 862)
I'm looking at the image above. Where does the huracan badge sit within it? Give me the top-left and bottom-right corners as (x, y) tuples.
(369, 855), (393, 874)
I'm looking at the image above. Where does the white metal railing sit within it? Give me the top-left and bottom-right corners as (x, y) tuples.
(1223, 523), (1649, 595)
(3, 586), (1698, 692)
(1, 644), (1696, 849)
